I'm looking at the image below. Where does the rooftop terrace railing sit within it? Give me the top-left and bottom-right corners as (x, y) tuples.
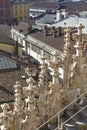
(36, 88), (87, 130)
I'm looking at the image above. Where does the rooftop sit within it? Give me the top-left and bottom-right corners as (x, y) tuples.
(0, 55), (17, 70)
(30, 1), (58, 11)
(10, 0), (48, 5)
(0, 25), (11, 37)
(0, 25), (22, 47)
(61, 1), (87, 15)
(13, 22), (75, 53)
(13, 22), (30, 35)
(29, 27), (76, 53)
(0, 51), (39, 103)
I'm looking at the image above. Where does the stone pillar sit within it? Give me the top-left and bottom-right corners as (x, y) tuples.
(63, 27), (73, 104)
(72, 24), (87, 92)
(0, 103), (12, 130)
(38, 51), (48, 116)
(13, 81), (23, 130)
(23, 77), (36, 112)
(63, 27), (72, 89)
(73, 23), (83, 57)
(23, 77), (40, 130)
(49, 51), (60, 88)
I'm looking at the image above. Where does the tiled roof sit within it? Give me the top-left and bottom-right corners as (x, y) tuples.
(13, 22), (75, 52)
(10, 0), (47, 5)
(29, 27), (75, 52)
(30, 1), (58, 10)
(0, 25), (22, 47)
(0, 32), (15, 45)
(0, 66), (27, 102)
(0, 51), (38, 102)
(61, 1), (87, 15)
(0, 25), (12, 37)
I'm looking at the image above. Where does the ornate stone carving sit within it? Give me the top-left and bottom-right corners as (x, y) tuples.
(13, 81), (23, 130)
(0, 103), (12, 130)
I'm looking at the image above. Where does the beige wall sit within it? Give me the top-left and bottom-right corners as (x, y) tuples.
(0, 43), (22, 56)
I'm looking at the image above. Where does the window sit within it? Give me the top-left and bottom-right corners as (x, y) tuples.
(14, 5), (17, 16)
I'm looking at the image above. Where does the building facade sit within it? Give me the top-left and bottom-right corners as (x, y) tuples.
(0, 0), (11, 24)
(10, 1), (29, 24)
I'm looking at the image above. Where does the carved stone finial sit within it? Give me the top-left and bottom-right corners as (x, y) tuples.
(23, 77), (36, 112)
(64, 27), (71, 57)
(78, 23), (83, 35)
(53, 51), (58, 63)
(49, 51), (59, 85)
(38, 52), (49, 116)
(72, 23), (84, 57)
(26, 77), (35, 89)
(14, 81), (23, 113)
(13, 81), (24, 130)
(64, 27), (71, 44)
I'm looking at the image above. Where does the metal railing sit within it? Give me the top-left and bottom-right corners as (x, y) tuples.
(26, 35), (64, 59)
(54, 104), (87, 130)
(36, 88), (87, 130)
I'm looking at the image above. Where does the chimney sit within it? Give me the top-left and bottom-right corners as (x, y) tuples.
(28, 25), (32, 34)
(43, 25), (48, 37)
(51, 26), (56, 37)
(56, 10), (62, 21)
(19, 28), (22, 33)
(58, 26), (62, 36)
(62, 9), (68, 19)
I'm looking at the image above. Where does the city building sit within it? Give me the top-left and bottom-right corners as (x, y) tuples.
(10, 0), (29, 24)
(0, 0), (11, 24)
(1, 24), (87, 130)
(0, 25), (22, 56)
(29, 1), (59, 18)
(10, 22), (65, 64)
(1, 1), (87, 130)
(10, 0), (48, 24)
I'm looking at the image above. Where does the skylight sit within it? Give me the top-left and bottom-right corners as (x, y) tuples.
(0, 56), (17, 70)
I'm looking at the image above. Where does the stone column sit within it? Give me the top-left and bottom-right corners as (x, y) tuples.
(23, 77), (36, 112)
(23, 77), (39, 130)
(63, 27), (72, 89)
(38, 51), (48, 116)
(72, 24), (87, 92)
(49, 51), (60, 87)
(13, 81), (23, 130)
(73, 23), (83, 57)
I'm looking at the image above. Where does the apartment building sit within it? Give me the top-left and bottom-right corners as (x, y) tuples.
(10, 0), (29, 24)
